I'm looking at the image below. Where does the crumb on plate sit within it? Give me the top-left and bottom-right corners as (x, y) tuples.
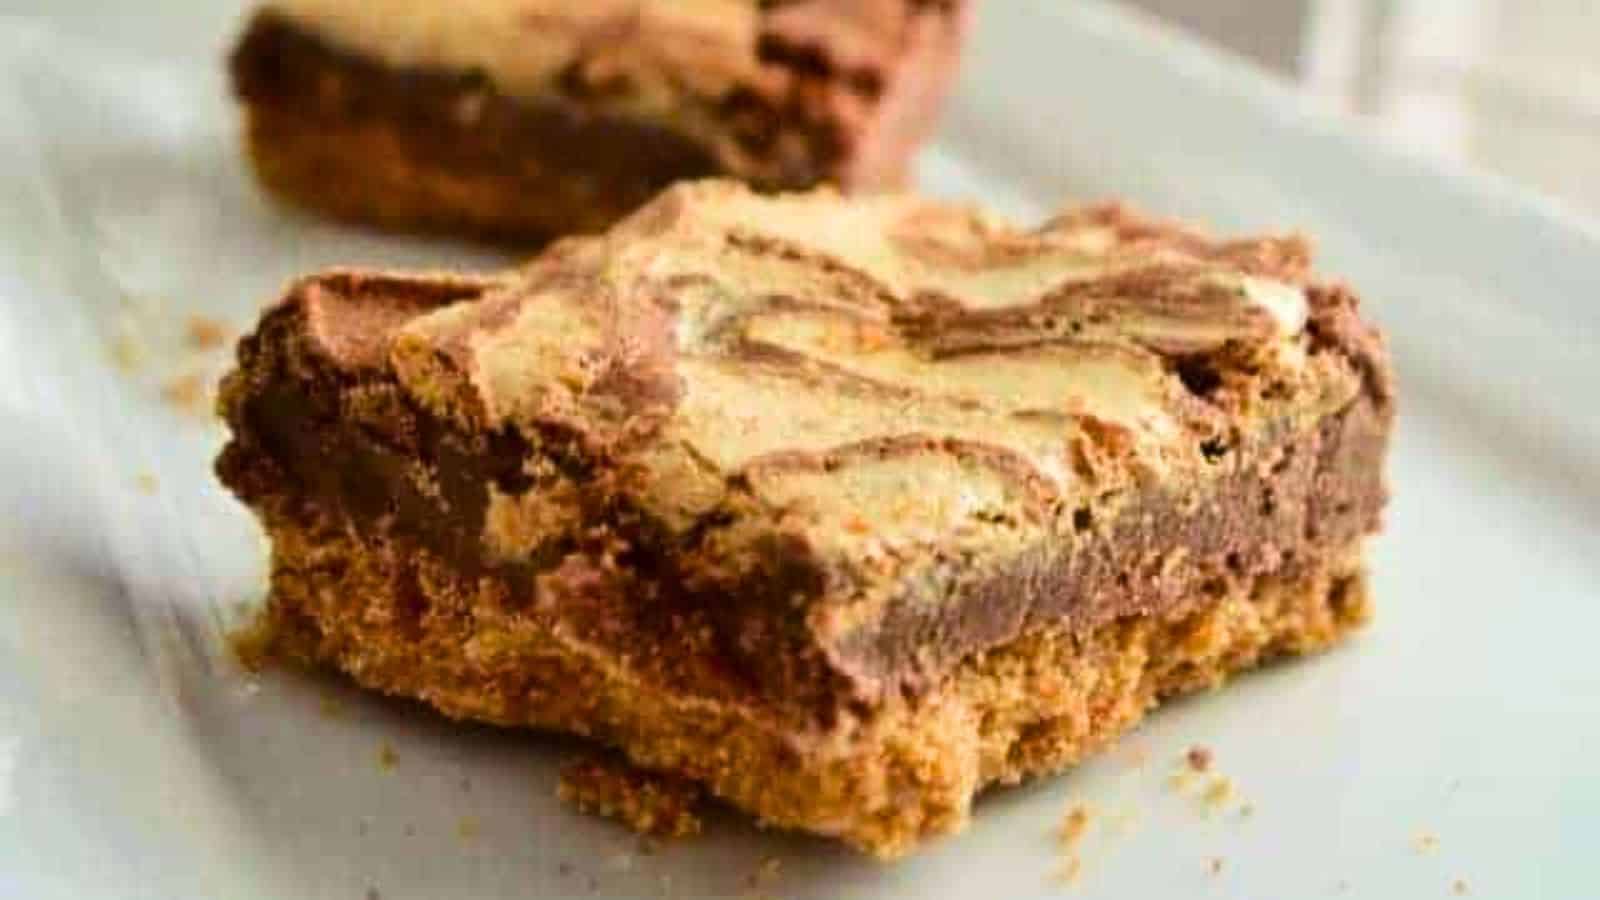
(161, 371), (211, 417)
(109, 333), (144, 372)
(186, 315), (231, 350)
(750, 856), (781, 887)
(1057, 802), (1092, 848)
(1052, 854), (1082, 886)
(1202, 775), (1235, 813)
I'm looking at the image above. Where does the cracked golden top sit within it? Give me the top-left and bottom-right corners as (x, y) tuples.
(367, 181), (1338, 537)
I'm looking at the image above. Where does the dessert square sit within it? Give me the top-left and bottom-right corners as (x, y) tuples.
(217, 181), (1393, 857)
(230, 0), (972, 242)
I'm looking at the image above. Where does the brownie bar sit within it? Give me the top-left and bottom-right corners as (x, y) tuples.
(230, 1), (971, 243)
(217, 182), (1394, 856)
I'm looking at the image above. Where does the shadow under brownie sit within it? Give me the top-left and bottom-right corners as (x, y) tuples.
(216, 181), (1393, 857)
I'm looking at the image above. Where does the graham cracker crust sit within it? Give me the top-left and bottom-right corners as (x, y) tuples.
(557, 752), (705, 840)
(253, 503), (1370, 858)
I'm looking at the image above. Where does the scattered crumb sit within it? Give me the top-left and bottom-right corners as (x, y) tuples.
(109, 333), (144, 372)
(586, 875), (599, 893)
(1057, 803), (1092, 849)
(1201, 775), (1235, 813)
(1051, 854), (1082, 886)
(365, 888), (381, 900)
(459, 776), (472, 793)
(557, 861), (574, 878)
(356, 816), (372, 837)
(1336, 879), (1351, 893)
(744, 856), (782, 891)
(401, 823), (416, 838)
(1452, 877), (1470, 895)
(1169, 754), (1246, 818)
(318, 695), (344, 719)
(1412, 830), (1440, 854)
(558, 753), (704, 839)
(135, 472), (159, 494)
(161, 372), (211, 418)
(185, 315), (231, 350)
(377, 742), (398, 771)
(1207, 857), (1224, 876)
(457, 816), (480, 841)
(637, 836), (662, 857)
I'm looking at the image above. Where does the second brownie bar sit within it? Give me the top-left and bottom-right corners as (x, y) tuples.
(218, 181), (1393, 856)
(230, 0), (972, 242)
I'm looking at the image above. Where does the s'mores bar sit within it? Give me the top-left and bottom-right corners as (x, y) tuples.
(230, 1), (972, 242)
(217, 181), (1393, 857)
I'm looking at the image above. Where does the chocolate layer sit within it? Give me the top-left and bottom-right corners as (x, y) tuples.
(227, 333), (1385, 711)
(218, 274), (551, 579)
(768, 396), (1388, 697)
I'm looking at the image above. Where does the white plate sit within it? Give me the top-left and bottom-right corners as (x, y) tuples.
(0, 2), (1596, 897)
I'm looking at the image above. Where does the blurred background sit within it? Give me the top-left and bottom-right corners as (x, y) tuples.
(1124, 0), (1600, 215)
(6, 0), (1596, 217)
